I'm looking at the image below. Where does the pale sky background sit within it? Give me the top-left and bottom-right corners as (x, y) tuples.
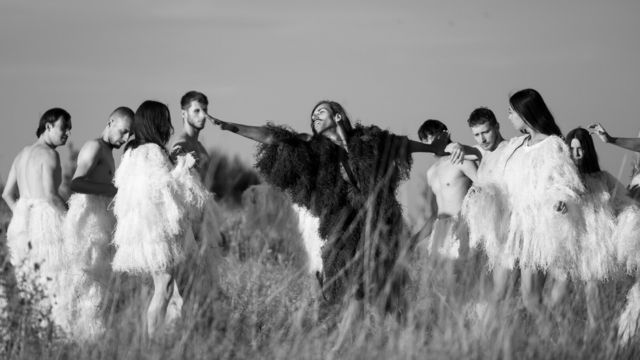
(1, 0), (640, 220)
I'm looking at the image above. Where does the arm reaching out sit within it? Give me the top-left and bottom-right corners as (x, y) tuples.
(207, 113), (309, 145)
(589, 123), (640, 153)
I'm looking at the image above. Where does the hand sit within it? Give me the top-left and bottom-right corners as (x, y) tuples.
(430, 131), (450, 157)
(207, 113), (238, 132)
(445, 142), (465, 164)
(554, 201), (568, 214)
(588, 123), (612, 143)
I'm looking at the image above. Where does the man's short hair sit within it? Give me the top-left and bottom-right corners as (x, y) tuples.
(467, 107), (497, 127)
(110, 106), (134, 120)
(418, 119), (448, 141)
(36, 108), (71, 137)
(180, 91), (208, 110)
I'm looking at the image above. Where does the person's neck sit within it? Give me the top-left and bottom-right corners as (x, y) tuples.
(184, 123), (200, 140)
(526, 130), (547, 145)
(36, 136), (56, 149)
(101, 130), (115, 149)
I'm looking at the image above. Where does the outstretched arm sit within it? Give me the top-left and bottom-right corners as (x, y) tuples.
(208, 114), (311, 145)
(70, 141), (117, 197)
(589, 123), (640, 153)
(2, 160), (18, 212)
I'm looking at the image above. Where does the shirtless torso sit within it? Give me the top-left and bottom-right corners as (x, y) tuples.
(426, 155), (477, 216)
(171, 133), (210, 181)
(71, 139), (117, 196)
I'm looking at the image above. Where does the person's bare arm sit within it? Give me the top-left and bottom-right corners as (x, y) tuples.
(2, 160), (19, 212)
(446, 143), (482, 164)
(207, 114), (312, 145)
(42, 151), (66, 208)
(589, 123), (640, 153)
(70, 141), (117, 197)
(458, 159), (478, 183)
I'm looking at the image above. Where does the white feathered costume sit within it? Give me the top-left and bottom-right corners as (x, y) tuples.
(463, 135), (585, 276)
(62, 193), (115, 340)
(112, 143), (207, 274)
(7, 197), (67, 329)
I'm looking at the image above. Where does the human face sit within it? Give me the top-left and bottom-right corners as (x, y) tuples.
(570, 138), (584, 166)
(47, 117), (71, 146)
(508, 106), (527, 133)
(471, 122), (500, 151)
(108, 116), (133, 149)
(311, 103), (337, 136)
(420, 131), (447, 145)
(183, 101), (207, 130)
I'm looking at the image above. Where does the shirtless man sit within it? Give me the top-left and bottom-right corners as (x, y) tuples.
(2, 108), (72, 330)
(63, 107), (133, 339)
(169, 91), (223, 321)
(418, 120), (477, 260)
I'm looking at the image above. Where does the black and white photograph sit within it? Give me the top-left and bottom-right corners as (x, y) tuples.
(1, 0), (640, 358)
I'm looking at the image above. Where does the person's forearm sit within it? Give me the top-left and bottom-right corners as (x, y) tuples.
(2, 194), (16, 212)
(408, 140), (440, 154)
(609, 137), (640, 153)
(70, 178), (117, 197)
(218, 121), (278, 145)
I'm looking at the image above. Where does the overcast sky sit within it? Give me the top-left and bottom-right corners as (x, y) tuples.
(1, 0), (639, 218)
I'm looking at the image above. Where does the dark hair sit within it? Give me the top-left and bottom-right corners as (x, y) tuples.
(180, 91), (209, 110)
(126, 100), (173, 151)
(468, 107), (498, 127)
(418, 119), (448, 141)
(36, 108), (71, 137)
(566, 127), (601, 174)
(509, 88), (562, 137)
(310, 100), (354, 136)
(110, 106), (134, 120)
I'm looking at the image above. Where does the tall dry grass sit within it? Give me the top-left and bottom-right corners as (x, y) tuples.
(1, 155), (640, 359)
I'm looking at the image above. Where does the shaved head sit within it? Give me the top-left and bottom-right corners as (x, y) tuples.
(110, 106), (134, 121)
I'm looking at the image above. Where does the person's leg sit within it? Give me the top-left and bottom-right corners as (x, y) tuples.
(521, 268), (544, 315)
(585, 280), (601, 330)
(547, 275), (569, 308)
(148, 272), (174, 338)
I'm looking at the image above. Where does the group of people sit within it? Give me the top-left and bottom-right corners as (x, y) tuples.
(3, 87), (640, 343)
(2, 92), (222, 340)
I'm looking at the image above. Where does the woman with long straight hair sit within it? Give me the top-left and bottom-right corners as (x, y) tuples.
(209, 100), (448, 314)
(112, 100), (210, 337)
(464, 89), (585, 315)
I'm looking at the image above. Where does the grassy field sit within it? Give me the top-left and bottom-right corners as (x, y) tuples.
(2, 155), (640, 359)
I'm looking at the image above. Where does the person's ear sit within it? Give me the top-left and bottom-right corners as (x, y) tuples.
(45, 122), (54, 132)
(181, 109), (187, 121)
(334, 114), (342, 123)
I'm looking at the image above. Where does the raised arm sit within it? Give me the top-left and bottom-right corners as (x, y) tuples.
(2, 160), (18, 212)
(70, 140), (117, 197)
(589, 123), (640, 153)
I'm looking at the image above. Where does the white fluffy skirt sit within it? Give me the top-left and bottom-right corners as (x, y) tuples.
(615, 205), (640, 273)
(7, 198), (66, 272)
(64, 193), (115, 280)
(6, 198), (67, 329)
(423, 215), (469, 260)
(293, 204), (325, 274)
(462, 183), (514, 269)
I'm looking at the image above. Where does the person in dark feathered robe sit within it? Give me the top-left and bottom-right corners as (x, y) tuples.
(208, 100), (448, 313)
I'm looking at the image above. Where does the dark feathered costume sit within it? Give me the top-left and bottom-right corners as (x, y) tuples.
(255, 123), (412, 311)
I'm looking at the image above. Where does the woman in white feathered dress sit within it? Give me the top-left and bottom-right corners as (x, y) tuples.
(112, 100), (209, 337)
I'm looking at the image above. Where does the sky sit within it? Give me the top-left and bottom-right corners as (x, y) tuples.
(1, 0), (640, 219)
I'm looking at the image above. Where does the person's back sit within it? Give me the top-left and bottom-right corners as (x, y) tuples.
(14, 143), (62, 201)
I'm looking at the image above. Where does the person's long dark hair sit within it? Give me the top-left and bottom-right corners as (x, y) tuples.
(510, 89), (562, 137)
(566, 127), (601, 174)
(310, 100), (354, 138)
(125, 100), (173, 152)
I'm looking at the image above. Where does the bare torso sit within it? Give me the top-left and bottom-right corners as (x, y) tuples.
(427, 156), (475, 216)
(14, 144), (62, 200)
(476, 140), (509, 183)
(171, 133), (210, 182)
